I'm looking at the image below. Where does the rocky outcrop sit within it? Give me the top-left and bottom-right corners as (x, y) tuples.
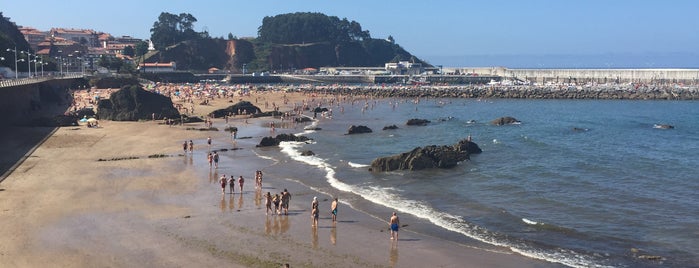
(491, 116), (520, 125)
(347, 125), (372, 134)
(370, 139), (482, 172)
(209, 101), (262, 118)
(256, 133), (311, 147)
(383, 125), (399, 130)
(406, 118), (430, 126)
(96, 85), (180, 121)
(301, 150), (315, 156)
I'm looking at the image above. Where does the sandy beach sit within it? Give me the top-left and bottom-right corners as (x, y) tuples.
(0, 88), (560, 267)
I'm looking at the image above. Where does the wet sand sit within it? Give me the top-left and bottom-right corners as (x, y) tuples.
(0, 89), (560, 267)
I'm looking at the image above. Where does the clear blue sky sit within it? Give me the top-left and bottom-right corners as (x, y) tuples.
(2, 0), (698, 67)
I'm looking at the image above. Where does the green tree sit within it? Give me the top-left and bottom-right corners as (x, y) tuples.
(134, 41), (149, 56)
(149, 12), (202, 50)
(122, 46), (135, 57)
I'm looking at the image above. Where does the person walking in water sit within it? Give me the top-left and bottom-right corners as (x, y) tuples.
(219, 175), (227, 194)
(213, 152), (219, 168)
(238, 175), (245, 193)
(182, 140), (188, 153)
(228, 175), (235, 194)
(188, 140), (194, 153)
(390, 212), (400, 240)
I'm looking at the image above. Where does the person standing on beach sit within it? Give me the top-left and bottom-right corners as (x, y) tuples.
(207, 152), (213, 167)
(188, 140), (194, 153)
(281, 189), (291, 215)
(183, 140), (188, 153)
(238, 175), (245, 193)
(228, 175), (235, 194)
(272, 194), (280, 214)
(265, 192), (273, 215)
(213, 152), (219, 168)
(311, 201), (319, 227)
(331, 198), (338, 222)
(390, 212), (400, 240)
(207, 136), (212, 148)
(219, 175), (227, 194)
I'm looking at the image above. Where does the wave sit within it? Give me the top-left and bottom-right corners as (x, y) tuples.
(348, 162), (370, 168)
(277, 141), (610, 268)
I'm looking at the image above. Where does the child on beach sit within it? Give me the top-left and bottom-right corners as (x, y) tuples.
(182, 141), (188, 153)
(311, 206), (319, 227)
(390, 212), (400, 240)
(265, 192), (273, 215)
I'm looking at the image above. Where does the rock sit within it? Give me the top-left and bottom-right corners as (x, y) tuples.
(491, 116), (520, 125)
(97, 85), (180, 121)
(370, 139), (482, 172)
(383, 125), (399, 130)
(347, 125), (372, 135)
(256, 133), (312, 147)
(406, 118), (431, 126)
(295, 116), (313, 123)
(653, 124), (674, 129)
(301, 150), (315, 156)
(638, 255), (664, 261)
(209, 101), (262, 118)
(313, 107), (329, 113)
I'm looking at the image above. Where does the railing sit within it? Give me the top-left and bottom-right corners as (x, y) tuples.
(0, 73), (85, 88)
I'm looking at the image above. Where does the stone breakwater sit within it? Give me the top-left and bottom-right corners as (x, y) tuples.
(297, 84), (699, 100)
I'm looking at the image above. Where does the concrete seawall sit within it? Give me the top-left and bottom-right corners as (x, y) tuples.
(448, 67), (699, 84)
(0, 78), (84, 126)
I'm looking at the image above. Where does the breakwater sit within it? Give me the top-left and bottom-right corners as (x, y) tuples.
(450, 67), (699, 84)
(295, 84), (699, 100)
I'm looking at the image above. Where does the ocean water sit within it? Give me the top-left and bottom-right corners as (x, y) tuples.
(255, 97), (699, 267)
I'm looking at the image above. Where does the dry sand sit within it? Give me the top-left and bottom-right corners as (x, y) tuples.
(0, 89), (559, 267)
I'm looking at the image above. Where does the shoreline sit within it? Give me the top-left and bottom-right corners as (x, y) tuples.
(0, 89), (562, 267)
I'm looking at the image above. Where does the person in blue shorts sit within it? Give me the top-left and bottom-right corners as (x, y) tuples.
(390, 212), (400, 240)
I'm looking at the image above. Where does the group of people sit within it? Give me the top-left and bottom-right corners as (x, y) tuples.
(218, 174), (245, 194)
(265, 189), (291, 216)
(310, 197), (339, 227)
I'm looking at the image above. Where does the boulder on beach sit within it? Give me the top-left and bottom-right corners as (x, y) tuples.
(347, 125), (373, 135)
(370, 139), (482, 172)
(97, 85), (180, 121)
(209, 101), (262, 118)
(491, 116), (520, 126)
(256, 133), (312, 147)
(406, 118), (431, 126)
(383, 125), (399, 130)
(301, 150), (315, 156)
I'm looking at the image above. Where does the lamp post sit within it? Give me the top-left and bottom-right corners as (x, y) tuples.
(21, 51), (32, 77)
(6, 47), (18, 79)
(242, 63), (247, 75)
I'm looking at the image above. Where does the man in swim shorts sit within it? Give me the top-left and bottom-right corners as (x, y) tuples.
(390, 212), (400, 240)
(331, 198), (338, 222)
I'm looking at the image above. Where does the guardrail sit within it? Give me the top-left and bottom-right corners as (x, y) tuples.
(0, 73), (85, 88)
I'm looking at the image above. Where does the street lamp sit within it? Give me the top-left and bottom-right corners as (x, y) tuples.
(21, 51), (32, 77)
(242, 63), (247, 75)
(6, 47), (18, 79)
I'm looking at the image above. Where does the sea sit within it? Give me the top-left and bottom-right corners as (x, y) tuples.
(252, 96), (699, 268)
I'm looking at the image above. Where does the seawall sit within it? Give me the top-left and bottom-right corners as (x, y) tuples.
(0, 78), (85, 126)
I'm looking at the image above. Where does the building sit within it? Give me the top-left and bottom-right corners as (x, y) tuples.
(50, 28), (99, 48)
(385, 61), (423, 75)
(138, 62), (177, 73)
(19, 26), (48, 52)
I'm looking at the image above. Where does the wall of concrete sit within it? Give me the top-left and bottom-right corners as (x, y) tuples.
(0, 78), (82, 125)
(447, 67), (699, 84)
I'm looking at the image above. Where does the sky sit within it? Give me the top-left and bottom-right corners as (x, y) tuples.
(2, 0), (698, 67)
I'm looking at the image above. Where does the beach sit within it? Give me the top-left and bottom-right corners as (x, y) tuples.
(0, 88), (562, 268)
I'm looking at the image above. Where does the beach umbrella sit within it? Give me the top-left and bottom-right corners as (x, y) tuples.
(79, 117), (88, 123)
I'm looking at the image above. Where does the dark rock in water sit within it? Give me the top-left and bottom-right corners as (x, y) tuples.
(572, 127), (588, 132)
(406, 118), (431, 126)
(224, 126), (238, 133)
(256, 133), (312, 147)
(301, 150), (315, 156)
(252, 110), (283, 118)
(313, 107), (329, 113)
(491, 116), (520, 125)
(383, 125), (399, 130)
(295, 116), (313, 123)
(370, 139), (482, 172)
(347, 125), (373, 134)
(653, 124), (674, 129)
(209, 101), (262, 118)
(97, 85), (180, 121)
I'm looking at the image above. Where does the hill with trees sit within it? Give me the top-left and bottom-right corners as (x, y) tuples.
(0, 13), (32, 74)
(145, 12), (428, 73)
